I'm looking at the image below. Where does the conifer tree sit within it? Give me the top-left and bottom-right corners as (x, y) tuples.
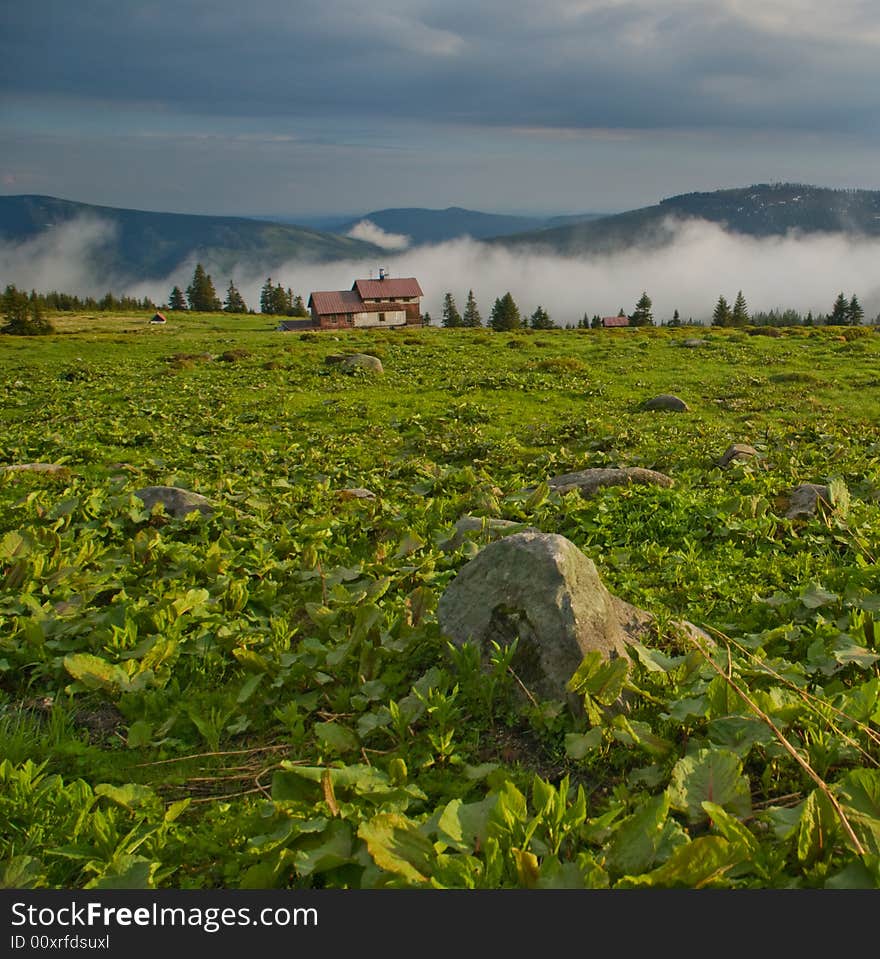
(224, 280), (248, 314)
(489, 292), (521, 332)
(731, 290), (749, 326)
(186, 263), (221, 312)
(829, 292), (849, 325)
(461, 289), (482, 327)
(1, 285), (54, 335)
(848, 294), (864, 325)
(712, 295), (732, 327)
(630, 291), (653, 326)
(529, 304), (554, 329)
(168, 285), (187, 311)
(441, 292), (462, 328)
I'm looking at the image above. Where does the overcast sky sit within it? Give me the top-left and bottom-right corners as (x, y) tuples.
(2, 1), (880, 217)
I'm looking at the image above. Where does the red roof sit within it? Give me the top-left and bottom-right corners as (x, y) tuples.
(353, 277), (423, 299)
(308, 290), (364, 315)
(602, 316), (629, 327)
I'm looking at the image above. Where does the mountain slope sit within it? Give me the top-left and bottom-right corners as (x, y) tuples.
(281, 207), (607, 245)
(0, 195), (383, 283)
(491, 183), (880, 254)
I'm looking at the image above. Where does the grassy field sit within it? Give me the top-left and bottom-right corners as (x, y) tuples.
(1, 312), (879, 889)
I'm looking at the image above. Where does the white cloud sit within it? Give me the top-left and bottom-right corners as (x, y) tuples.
(346, 219), (412, 250)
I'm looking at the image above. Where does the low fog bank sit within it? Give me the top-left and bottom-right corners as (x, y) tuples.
(5, 215), (880, 325)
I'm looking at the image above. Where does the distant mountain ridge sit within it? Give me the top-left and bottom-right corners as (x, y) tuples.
(268, 206), (606, 246)
(491, 183), (880, 254)
(0, 195), (383, 284)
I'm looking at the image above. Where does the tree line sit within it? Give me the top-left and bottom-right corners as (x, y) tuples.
(432, 288), (877, 330)
(168, 264), (309, 316)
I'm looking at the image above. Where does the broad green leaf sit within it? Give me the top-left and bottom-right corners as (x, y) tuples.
(617, 836), (743, 888)
(667, 749), (752, 823)
(314, 721), (359, 755)
(63, 653), (130, 692)
(836, 768), (880, 855)
(436, 795), (497, 852)
(358, 814), (434, 884)
(95, 782), (159, 811)
(292, 820), (354, 877)
(564, 728), (604, 760)
(610, 716), (673, 758)
(568, 652), (629, 704)
(605, 793), (671, 877)
(797, 788), (838, 864)
(702, 801), (759, 857)
(86, 855), (158, 889)
(0, 530), (31, 560)
(800, 583), (839, 610)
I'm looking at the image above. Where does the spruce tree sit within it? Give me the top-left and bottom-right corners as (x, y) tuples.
(489, 292), (521, 332)
(186, 263), (221, 312)
(529, 304), (554, 329)
(712, 295), (732, 327)
(630, 291), (653, 326)
(441, 292), (462, 328)
(168, 285), (187, 311)
(224, 280), (248, 314)
(731, 290), (749, 326)
(461, 290), (482, 327)
(260, 277), (274, 314)
(829, 292), (849, 326)
(848, 294), (864, 325)
(2, 285), (54, 335)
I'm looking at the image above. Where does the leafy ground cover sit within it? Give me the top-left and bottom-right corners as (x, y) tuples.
(1, 313), (879, 888)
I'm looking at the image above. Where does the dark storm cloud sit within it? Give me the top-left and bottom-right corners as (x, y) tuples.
(2, 1), (879, 134)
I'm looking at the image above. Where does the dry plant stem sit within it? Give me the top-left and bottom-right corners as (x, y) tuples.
(135, 743), (288, 767)
(687, 631), (867, 857)
(508, 666), (539, 708)
(712, 627), (880, 760)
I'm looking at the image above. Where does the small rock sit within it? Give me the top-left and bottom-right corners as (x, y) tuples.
(0, 462), (69, 475)
(439, 515), (539, 551)
(337, 487), (376, 500)
(546, 467), (674, 496)
(643, 394), (689, 412)
(134, 485), (213, 518)
(682, 338), (709, 348)
(717, 443), (758, 468)
(783, 483), (830, 519)
(325, 353), (384, 374)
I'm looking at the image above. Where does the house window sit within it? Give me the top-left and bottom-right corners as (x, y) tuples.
(379, 313), (386, 322)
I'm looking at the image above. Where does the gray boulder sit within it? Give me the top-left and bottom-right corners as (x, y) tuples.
(784, 483), (830, 519)
(438, 531), (631, 705)
(134, 485), (213, 518)
(643, 394), (689, 412)
(717, 443), (758, 468)
(547, 466), (673, 496)
(325, 352), (384, 374)
(682, 338), (709, 348)
(439, 515), (539, 551)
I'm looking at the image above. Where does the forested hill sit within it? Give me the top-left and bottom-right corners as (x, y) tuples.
(0, 195), (382, 282)
(491, 183), (880, 254)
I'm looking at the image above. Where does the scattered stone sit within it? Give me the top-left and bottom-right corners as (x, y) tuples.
(0, 462), (69, 475)
(325, 352), (384, 374)
(134, 485), (214, 518)
(643, 394), (689, 412)
(438, 531), (710, 707)
(337, 487), (376, 500)
(682, 338), (709, 348)
(783, 483), (830, 519)
(717, 443), (758, 468)
(546, 467), (674, 497)
(439, 515), (539, 551)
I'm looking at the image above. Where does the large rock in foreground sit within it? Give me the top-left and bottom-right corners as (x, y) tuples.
(438, 531), (631, 705)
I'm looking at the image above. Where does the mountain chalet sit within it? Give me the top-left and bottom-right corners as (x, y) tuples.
(280, 270), (423, 331)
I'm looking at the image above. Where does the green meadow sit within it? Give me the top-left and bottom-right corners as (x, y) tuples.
(1, 313), (879, 889)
